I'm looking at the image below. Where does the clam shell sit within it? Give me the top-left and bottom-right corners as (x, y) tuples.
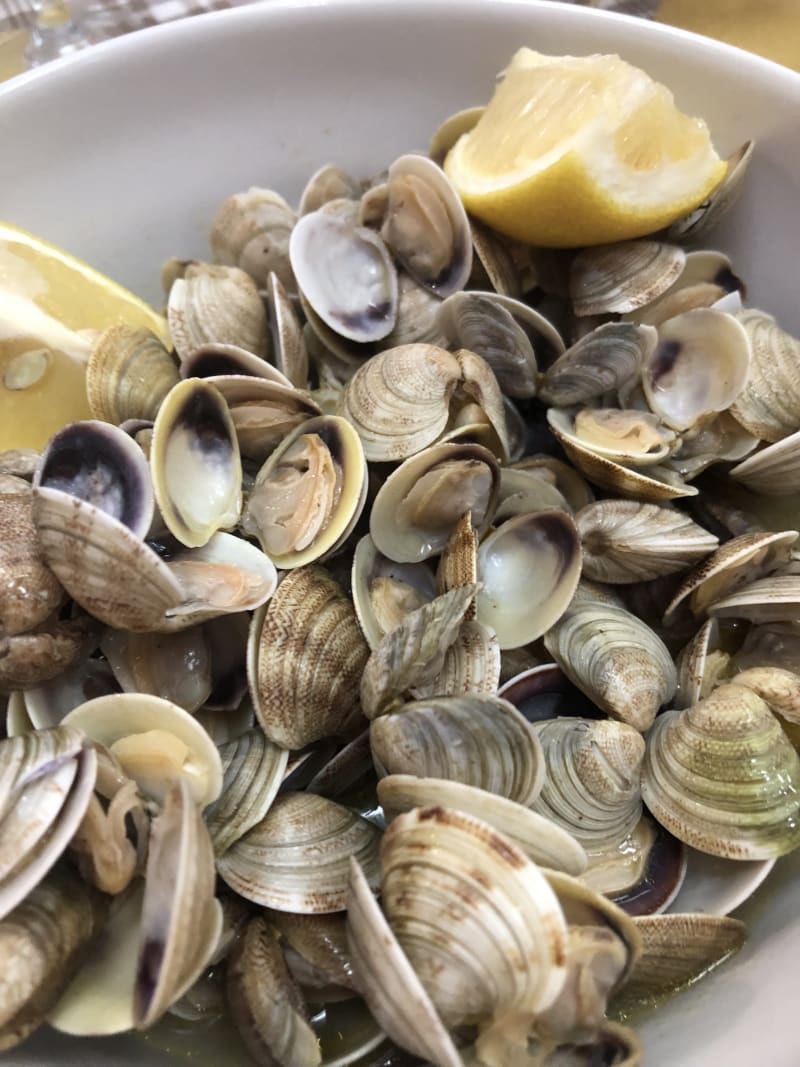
(226, 916), (321, 1067)
(544, 600), (677, 732)
(87, 325), (180, 425)
(218, 792), (381, 913)
(0, 866), (106, 1051)
(180, 342), (294, 387)
(351, 534), (437, 650)
(709, 574), (800, 623)
(133, 777), (222, 1028)
(208, 374), (321, 464)
(100, 626), (211, 713)
(532, 718), (645, 851)
(272, 911), (356, 996)
(380, 153), (472, 298)
(729, 308), (800, 442)
(577, 500), (718, 584)
(205, 729), (288, 856)
(360, 584), (477, 718)
(290, 208), (398, 343)
(415, 619), (502, 698)
(338, 344), (461, 462)
(0, 491), (63, 635)
(249, 566), (369, 749)
(63, 692), (223, 808)
(243, 415), (367, 569)
(548, 407), (676, 468)
(429, 104), (484, 165)
(150, 379), (242, 548)
(642, 684), (800, 859)
(209, 186), (296, 293)
(380, 806), (568, 1026)
(369, 441), (500, 563)
(642, 309), (751, 432)
(476, 510), (583, 650)
(730, 427), (800, 496)
(369, 693), (545, 805)
(570, 241), (686, 317)
(378, 775), (587, 875)
(674, 617), (731, 709)
(167, 262), (269, 361)
(664, 141), (753, 242)
(266, 271), (309, 390)
(346, 857), (462, 1067)
(540, 322), (655, 408)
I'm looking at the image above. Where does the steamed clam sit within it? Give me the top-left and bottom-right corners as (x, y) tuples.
(3, 92), (800, 1067)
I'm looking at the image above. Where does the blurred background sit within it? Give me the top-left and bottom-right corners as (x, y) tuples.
(1, 0), (798, 81)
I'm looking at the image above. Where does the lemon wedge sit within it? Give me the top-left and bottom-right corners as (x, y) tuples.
(444, 49), (727, 248)
(0, 222), (168, 451)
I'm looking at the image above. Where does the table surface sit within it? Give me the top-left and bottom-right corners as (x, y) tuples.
(1, 0), (799, 82)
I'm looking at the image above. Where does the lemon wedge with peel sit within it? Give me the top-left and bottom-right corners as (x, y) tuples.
(444, 49), (727, 248)
(0, 222), (168, 451)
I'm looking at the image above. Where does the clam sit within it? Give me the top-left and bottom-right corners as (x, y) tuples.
(437, 290), (538, 398)
(346, 857), (462, 1067)
(731, 427), (800, 496)
(641, 308), (751, 432)
(299, 163), (362, 216)
(570, 241), (686, 317)
(247, 566), (369, 749)
(210, 374), (322, 464)
(664, 529), (798, 620)
(383, 269), (446, 348)
(544, 598), (677, 731)
(625, 250), (744, 327)
(167, 262), (269, 361)
(290, 207), (398, 343)
(242, 414), (367, 568)
(369, 693), (545, 805)
(62, 692), (223, 807)
(266, 271), (309, 389)
(548, 407), (676, 468)
(339, 343), (460, 461)
(205, 729), (288, 856)
(469, 218), (524, 298)
(642, 683), (800, 859)
(100, 626), (211, 713)
(664, 140), (754, 242)
(150, 378), (241, 548)
(273, 911), (357, 1000)
(209, 186), (297, 292)
(86, 325), (180, 425)
(180, 341), (294, 387)
(380, 153), (472, 297)
(0, 490), (63, 635)
(133, 777), (222, 1029)
(476, 510), (583, 650)
(495, 466), (571, 519)
(0, 617), (92, 695)
(378, 775), (588, 875)
(226, 915), (322, 1067)
(540, 323), (656, 408)
(369, 441), (500, 562)
(729, 308), (800, 442)
(359, 584), (478, 718)
(417, 619), (502, 698)
(576, 500), (718, 584)
(0, 728), (97, 921)
(218, 792), (381, 913)
(0, 866), (107, 1051)
(512, 456), (595, 512)
(350, 533), (437, 649)
(380, 806), (568, 1027)
(674, 617), (732, 709)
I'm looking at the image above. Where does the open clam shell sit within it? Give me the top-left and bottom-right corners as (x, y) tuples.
(351, 533), (437, 650)
(62, 693), (222, 808)
(150, 378), (242, 548)
(369, 693), (545, 805)
(290, 207), (398, 343)
(217, 792), (382, 913)
(346, 857), (462, 1067)
(380, 806), (569, 1027)
(180, 341), (294, 387)
(549, 408), (676, 468)
(642, 683), (800, 859)
(370, 441), (500, 563)
(243, 414), (367, 569)
(133, 778), (222, 1029)
(476, 509), (583, 650)
(380, 153), (472, 298)
(209, 374), (321, 464)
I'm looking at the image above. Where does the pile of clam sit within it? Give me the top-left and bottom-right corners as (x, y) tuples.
(3, 124), (800, 1067)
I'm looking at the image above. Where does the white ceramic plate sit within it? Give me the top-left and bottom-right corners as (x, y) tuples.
(1, 2), (800, 1064)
